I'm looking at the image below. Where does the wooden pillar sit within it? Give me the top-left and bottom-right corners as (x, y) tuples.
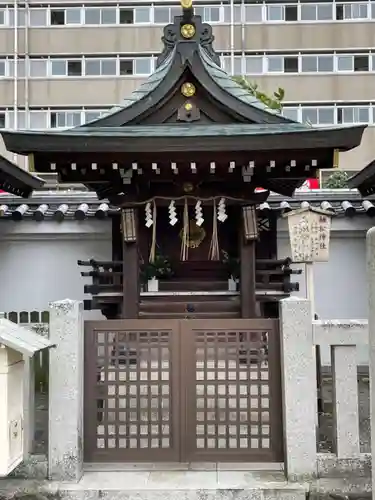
(122, 242), (139, 318)
(111, 214), (122, 261)
(121, 209), (139, 319)
(240, 237), (257, 318)
(240, 205), (258, 318)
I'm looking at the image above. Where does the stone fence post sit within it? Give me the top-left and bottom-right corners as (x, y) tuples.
(366, 227), (375, 500)
(280, 297), (317, 481)
(48, 300), (84, 482)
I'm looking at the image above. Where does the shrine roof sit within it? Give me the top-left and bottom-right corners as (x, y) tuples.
(0, 188), (374, 220)
(86, 49), (176, 122)
(348, 159), (375, 197)
(1, 123), (365, 154)
(0, 153), (45, 197)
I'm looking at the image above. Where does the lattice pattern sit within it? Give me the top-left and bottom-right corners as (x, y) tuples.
(193, 329), (270, 451)
(95, 329), (172, 451)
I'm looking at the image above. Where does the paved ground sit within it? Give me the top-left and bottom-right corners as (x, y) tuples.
(33, 373), (371, 455)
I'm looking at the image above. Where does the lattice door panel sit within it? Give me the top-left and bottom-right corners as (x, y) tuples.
(181, 319), (283, 462)
(84, 320), (180, 462)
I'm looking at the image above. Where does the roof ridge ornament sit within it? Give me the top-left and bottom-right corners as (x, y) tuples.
(156, 0), (220, 68)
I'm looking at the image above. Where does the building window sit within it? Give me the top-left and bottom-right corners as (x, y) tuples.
(153, 6), (171, 23)
(119, 8), (134, 24)
(8, 8), (26, 26)
(300, 107), (334, 125)
(7, 59), (25, 78)
(354, 55), (369, 71)
(134, 58), (152, 75)
(267, 56), (283, 72)
(50, 59), (82, 77)
(85, 58), (117, 76)
(29, 111), (48, 129)
(245, 56), (263, 75)
(0, 113), (5, 128)
(244, 5), (262, 22)
(337, 54), (354, 71)
(68, 60), (82, 76)
(301, 55), (333, 72)
(0, 60), (5, 76)
(85, 110), (103, 122)
(195, 6), (221, 22)
(50, 9), (65, 25)
(51, 111), (82, 128)
(337, 106), (369, 124)
(300, 3), (333, 20)
(285, 5), (298, 21)
(282, 107), (299, 121)
(29, 9), (47, 26)
(134, 7), (151, 23)
(266, 5), (283, 21)
(119, 60), (133, 75)
(29, 59), (48, 77)
(84, 8), (116, 25)
(222, 56), (242, 75)
(223, 5), (242, 23)
(284, 56), (299, 73)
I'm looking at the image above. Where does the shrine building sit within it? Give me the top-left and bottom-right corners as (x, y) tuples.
(0, 0), (366, 465)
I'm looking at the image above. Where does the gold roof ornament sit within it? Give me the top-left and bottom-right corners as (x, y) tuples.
(180, 0), (193, 9)
(181, 23), (195, 38)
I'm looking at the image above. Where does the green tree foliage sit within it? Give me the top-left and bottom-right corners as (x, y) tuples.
(233, 76), (285, 112)
(322, 170), (349, 189)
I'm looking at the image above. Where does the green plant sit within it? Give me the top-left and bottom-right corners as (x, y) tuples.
(140, 253), (174, 283)
(322, 170), (349, 189)
(232, 76), (285, 112)
(221, 250), (240, 280)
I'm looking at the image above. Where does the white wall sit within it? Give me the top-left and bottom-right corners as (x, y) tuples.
(0, 220), (112, 318)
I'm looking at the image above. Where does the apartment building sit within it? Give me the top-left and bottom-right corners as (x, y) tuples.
(0, 0), (374, 172)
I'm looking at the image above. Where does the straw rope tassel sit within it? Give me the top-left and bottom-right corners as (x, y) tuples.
(208, 200), (220, 261)
(180, 198), (189, 261)
(149, 201), (157, 263)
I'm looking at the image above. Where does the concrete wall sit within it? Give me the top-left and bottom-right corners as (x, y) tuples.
(0, 220), (111, 318)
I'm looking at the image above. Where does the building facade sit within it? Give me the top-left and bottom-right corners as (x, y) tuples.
(0, 0), (374, 171)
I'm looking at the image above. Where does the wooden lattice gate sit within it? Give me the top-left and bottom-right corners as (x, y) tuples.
(84, 319), (283, 463)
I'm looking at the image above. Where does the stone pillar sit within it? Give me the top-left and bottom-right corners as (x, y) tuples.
(366, 227), (375, 500)
(331, 345), (360, 458)
(48, 300), (84, 482)
(280, 297), (317, 481)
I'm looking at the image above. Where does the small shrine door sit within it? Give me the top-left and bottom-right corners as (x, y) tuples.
(150, 206), (238, 281)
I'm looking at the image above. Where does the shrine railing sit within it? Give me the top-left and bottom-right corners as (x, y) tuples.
(78, 257), (301, 311)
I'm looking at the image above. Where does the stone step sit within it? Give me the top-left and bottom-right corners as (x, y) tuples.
(45, 470), (308, 500)
(142, 293), (238, 301)
(140, 299), (240, 313)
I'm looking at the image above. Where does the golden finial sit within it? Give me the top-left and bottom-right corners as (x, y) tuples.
(180, 0), (193, 9)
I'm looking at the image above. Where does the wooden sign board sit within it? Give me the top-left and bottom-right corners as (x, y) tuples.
(283, 207), (333, 263)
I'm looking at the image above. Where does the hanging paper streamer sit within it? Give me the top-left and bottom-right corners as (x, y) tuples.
(180, 199), (189, 261)
(149, 201), (157, 263)
(145, 202), (153, 228)
(195, 200), (204, 226)
(217, 198), (228, 222)
(209, 200), (220, 261)
(168, 200), (178, 226)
